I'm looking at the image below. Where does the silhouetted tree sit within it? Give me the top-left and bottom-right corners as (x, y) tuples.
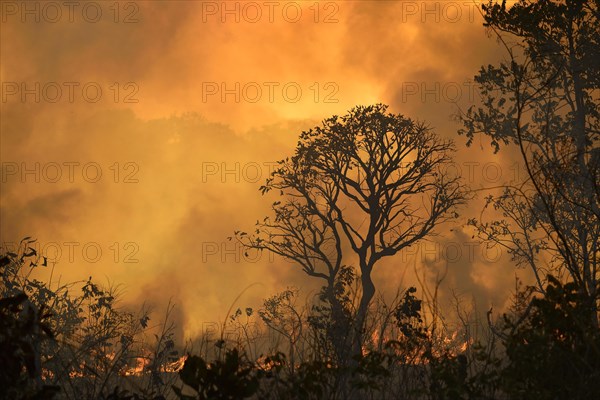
(236, 104), (468, 359)
(460, 0), (600, 325)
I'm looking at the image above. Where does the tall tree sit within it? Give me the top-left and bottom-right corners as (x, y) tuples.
(236, 104), (467, 358)
(459, 0), (600, 323)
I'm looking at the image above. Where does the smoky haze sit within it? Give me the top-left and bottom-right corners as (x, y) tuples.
(0, 1), (529, 340)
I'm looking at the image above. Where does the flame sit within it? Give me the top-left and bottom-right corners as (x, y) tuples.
(361, 328), (473, 365)
(165, 355), (187, 373)
(122, 354), (187, 376)
(41, 352), (187, 382)
(123, 357), (151, 376)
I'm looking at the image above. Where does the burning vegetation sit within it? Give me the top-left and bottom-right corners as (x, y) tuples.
(2, 2), (600, 398)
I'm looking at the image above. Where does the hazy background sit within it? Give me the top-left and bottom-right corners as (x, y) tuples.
(1, 0), (527, 341)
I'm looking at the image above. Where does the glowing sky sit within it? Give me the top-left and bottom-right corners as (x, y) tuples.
(1, 1), (527, 340)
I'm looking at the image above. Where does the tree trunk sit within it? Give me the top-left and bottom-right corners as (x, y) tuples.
(352, 270), (375, 356)
(323, 283), (351, 365)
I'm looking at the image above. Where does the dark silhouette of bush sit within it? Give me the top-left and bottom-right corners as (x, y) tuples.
(1, 239), (179, 400)
(500, 276), (600, 399)
(0, 251), (61, 400)
(173, 348), (260, 400)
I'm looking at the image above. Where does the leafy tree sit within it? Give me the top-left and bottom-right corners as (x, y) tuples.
(458, 1), (600, 397)
(235, 104), (468, 359)
(460, 0), (600, 324)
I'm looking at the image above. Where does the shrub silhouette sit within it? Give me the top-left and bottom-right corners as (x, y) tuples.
(173, 348), (259, 400)
(0, 239), (179, 400)
(501, 276), (600, 399)
(0, 287), (60, 399)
